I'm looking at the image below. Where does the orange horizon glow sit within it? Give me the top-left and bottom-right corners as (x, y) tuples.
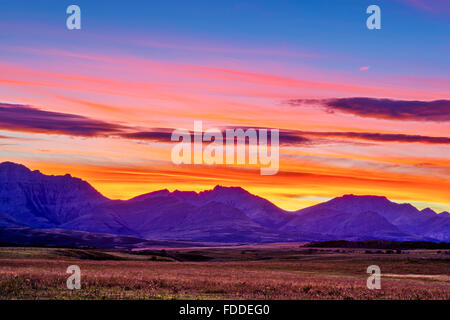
(0, 29), (449, 214)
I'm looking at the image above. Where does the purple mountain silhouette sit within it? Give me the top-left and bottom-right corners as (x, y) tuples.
(0, 162), (448, 245)
(0, 162), (108, 227)
(294, 195), (450, 241)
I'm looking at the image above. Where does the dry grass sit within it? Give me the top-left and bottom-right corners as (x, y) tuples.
(0, 246), (449, 300)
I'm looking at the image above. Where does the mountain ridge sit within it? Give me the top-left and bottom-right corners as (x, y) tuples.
(0, 161), (448, 243)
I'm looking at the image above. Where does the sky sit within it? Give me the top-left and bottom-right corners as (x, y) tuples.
(0, 0), (449, 212)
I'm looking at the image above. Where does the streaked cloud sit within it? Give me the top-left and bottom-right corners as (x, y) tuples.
(297, 131), (450, 144)
(285, 97), (450, 122)
(120, 129), (174, 142)
(121, 127), (450, 145)
(0, 102), (127, 137)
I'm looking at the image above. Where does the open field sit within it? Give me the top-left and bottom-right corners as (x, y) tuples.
(0, 244), (449, 300)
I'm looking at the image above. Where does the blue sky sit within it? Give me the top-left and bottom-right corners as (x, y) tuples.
(1, 0), (449, 77)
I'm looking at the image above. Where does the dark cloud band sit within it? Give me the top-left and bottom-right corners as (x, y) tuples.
(298, 131), (450, 144)
(285, 97), (450, 122)
(0, 103), (127, 136)
(121, 128), (450, 145)
(1, 102), (448, 145)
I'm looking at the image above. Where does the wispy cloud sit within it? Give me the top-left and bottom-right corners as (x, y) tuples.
(285, 97), (450, 122)
(120, 129), (174, 142)
(0, 103), (127, 137)
(121, 127), (297, 145)
(2, 102), (447, 146)
(297, 131), (450, 144)
(120, 127), (450, 145)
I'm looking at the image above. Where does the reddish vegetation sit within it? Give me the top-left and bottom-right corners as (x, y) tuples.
(0, 247), (449, 300)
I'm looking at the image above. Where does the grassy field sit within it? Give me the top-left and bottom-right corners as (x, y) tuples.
(0, 244), (449, 300)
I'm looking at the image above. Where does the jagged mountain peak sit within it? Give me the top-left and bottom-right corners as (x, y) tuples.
(196, 185), (254, 201)
(0, 161), (93, 187)
(0, 162), (108, 227)
(0, 161), (27, 168)
(317, 194), (410, 211)
(0, 162), (448, 242)
(131, 185), (250, 202)
(212, 185), (248, 193)
(0, 161), (31, 174)
(421, 208), (437, 215)
(335, 194), (390, 203)
(130, 189), (171, 201)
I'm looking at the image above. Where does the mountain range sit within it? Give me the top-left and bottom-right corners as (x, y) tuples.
(0, 161), (448, 248)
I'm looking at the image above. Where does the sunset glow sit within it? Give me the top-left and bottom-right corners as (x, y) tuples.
(0, 0), (449, 212)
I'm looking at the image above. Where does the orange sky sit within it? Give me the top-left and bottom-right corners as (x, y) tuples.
(0, 20), (449, 213)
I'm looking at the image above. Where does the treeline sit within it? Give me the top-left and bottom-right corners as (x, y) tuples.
(305, 240), (450, 250)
